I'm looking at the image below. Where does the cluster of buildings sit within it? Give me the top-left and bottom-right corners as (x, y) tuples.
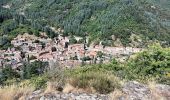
(0, 33), (142, 69)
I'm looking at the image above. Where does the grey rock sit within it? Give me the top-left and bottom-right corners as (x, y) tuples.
(39, 96), (45, 100)
(155, 84), (170, 99)
(26, 93), (110, 100)
(25, 81), (170, 100)
(33, 90), (43, 95)
(122, 81), (170, 100)
(123, 81), (152, 100)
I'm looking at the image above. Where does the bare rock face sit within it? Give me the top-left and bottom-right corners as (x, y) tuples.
(122, 81), (170, 100)
(155, 84), (170, 99)
(25, 81), (170, 100)
(122, 81), (152, 100)
(26, 92), (109, 100)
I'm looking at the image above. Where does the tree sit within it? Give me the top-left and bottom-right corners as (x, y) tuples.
(97, 51), (103, 58)
(0, 36), (8, 46)
(64, 42), (69, 48)
(69, 36), (77, 44)
(51, 47), (57, 52)
(1, 66), (20, 81)
(81, 56), (91, 61)
(0, 36), (12, 50)
(44, 27), (58, 38)
(34, 30), (40, 37)
(22, 61), (48, 79)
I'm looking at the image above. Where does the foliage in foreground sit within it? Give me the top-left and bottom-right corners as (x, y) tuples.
(65, 67), (121, 94)
(0, 83), (34, 100)
(127, 44), (170, 85)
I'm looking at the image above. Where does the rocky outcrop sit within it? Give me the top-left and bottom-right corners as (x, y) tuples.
(154, 84), (170, 99)
(122, 81), (170, 100)
(25, 81), (170, 100)
(122, 81), (152, 100)
(26, 92), (109, 100)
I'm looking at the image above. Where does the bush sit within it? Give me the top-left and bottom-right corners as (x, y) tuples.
(30, 76), (47, 89)
(91, 72), (120, 94)
(81, 56), (91, 61)
(127, 43), (170, 84)
(66, 67), (121, 94)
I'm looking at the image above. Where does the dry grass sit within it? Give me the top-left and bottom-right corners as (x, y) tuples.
(148, 81), (165, 100)
(63, 83), (75, 93)
(63, 83), (97, 94)
(109, 89), (125, 100)
(44, 82), (59, 94)
(66, 71), (121, 94)
(0, 84), (34, 100)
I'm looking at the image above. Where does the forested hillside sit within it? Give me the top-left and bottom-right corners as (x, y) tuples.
(0, 0), (170, 47)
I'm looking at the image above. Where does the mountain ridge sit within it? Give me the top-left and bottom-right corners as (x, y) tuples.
(0, 0), (170, 48)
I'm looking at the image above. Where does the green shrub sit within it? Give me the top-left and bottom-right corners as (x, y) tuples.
(81, 56), (91, 61)
(30, 76), (47, 89)
(91, 72), (120, 94)
(127, 43), (170, 84)
(66, 67), (121, 94)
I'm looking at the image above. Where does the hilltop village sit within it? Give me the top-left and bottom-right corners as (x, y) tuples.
(0, 33), (142, 69)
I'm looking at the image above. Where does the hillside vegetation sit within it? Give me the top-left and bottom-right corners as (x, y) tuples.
(0, 0), (170, 47)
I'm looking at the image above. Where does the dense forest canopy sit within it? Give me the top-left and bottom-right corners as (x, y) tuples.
(0, 0), (170, 48)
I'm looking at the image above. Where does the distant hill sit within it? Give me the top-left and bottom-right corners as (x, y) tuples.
(0, 0), (170, 47)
